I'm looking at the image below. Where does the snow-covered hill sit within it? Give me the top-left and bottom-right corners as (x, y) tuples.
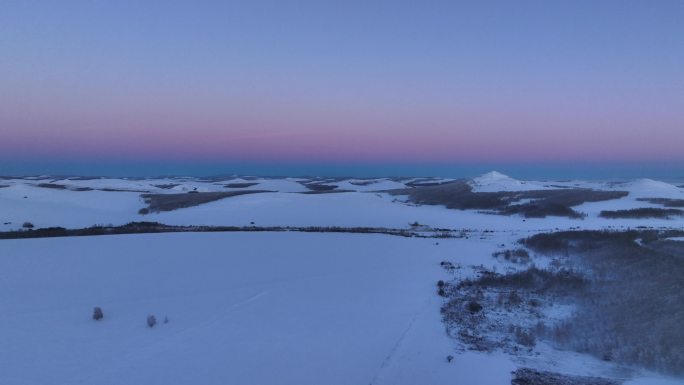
(468, 171), (556, 192)
(1, 174), (684, 231)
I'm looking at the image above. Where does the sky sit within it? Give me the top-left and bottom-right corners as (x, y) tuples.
(1, 1), (683, 176)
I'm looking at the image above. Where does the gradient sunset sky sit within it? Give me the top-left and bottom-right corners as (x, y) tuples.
(1, 1), (683, 176)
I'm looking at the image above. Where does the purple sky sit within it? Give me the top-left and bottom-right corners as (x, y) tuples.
(1, 1), (683, 166)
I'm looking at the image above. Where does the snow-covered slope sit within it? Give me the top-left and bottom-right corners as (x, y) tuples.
(0, 232), (515, 385)
(468, 171), (554, 192)
(2, 175), (684, 231)
(614, 179), (684, 199)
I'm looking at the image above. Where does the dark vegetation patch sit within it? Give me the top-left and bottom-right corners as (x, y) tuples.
(493, 249), (531, 264)
(647, 237), (684, 257)
(0, 184), (9, 188)
(65, 176), (102, 180)
(99, 188), (149, 193)
(224, 182), (259, 188)
(300, 183), (338, 192)
(34, 183), (93, 191)
(637, 197), (684, 208)
(0, 222), (458, 240)
(348, 180), (377, 186)
(36, 183), (67, 190)
(299, 189), (355, 195)
(441, 265), (586, 353)
(153, 183), (180, 189)
(387, 181), (627, 218)
(511, 368), (622, 385)
(141, 190), (272, 212)
(521, 230), (684, 375)
(388, 177), (413, 182)
(299, 177), (347, 185)
(405, 179), (453, 187)
(458, 267), (587, 294)
(599, 208), (684, 219)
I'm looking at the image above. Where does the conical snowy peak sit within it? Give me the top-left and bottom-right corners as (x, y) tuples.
(474, 171), (516, 183)
(631, 178), (676, 190)
(469, 171), (551, 192)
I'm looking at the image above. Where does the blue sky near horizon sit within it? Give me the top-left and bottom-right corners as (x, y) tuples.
(2, 160), (683, 181)
(1, 1), (683, 176)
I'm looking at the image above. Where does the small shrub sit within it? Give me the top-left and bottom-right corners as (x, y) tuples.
(507, 290), (523, 306)
(22, 222), (34, 229)
(514, 327), (536, 347)
(92, 307), (103, 321)
(138, 208), (150, 215)
(492, 249), (530, 264)
(147, 314), (157, 328)
(467, 301), (482, 313)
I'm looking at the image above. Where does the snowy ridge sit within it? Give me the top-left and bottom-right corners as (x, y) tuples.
(617, 179), (683, 198)
(468, 171), (554, 192)
(2, 175), (684, 231)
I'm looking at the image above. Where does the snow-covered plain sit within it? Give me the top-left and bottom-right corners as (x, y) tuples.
(0, 172), (683, 385)
(0, 232), (516, 385)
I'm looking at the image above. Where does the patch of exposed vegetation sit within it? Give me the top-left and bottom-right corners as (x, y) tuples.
(300, 183), (338, 192)
(386, 181), (626, 218)
(99, 188), (149, 193)
(0, 222), (461, 240)
(299, 189), (355, 195)
(521, 230), (684, 375)
(636, 197), (684, 208)
(36, 183), (67, 189)
(224, 182), (259, 188)
(141, 190), (272, 212)
(348, 180), (377, 186)
(511, 368), (622, 385)
(65, 176), (102, 180)
(153, 183), (180, 189)
(33, 183), (94, 191)
(405, 179), (453, 187)
(599, 208), (683, 219)
(493, 249), (531, 264)
(458, 267), (587, 294)
(441, 264), (586, 354)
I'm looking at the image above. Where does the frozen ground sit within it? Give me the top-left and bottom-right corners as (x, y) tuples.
(0, 232), (517, 385)
(0, 172), (683, 384)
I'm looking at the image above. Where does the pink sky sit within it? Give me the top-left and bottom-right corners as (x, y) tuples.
(1, 1), (682, 165)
